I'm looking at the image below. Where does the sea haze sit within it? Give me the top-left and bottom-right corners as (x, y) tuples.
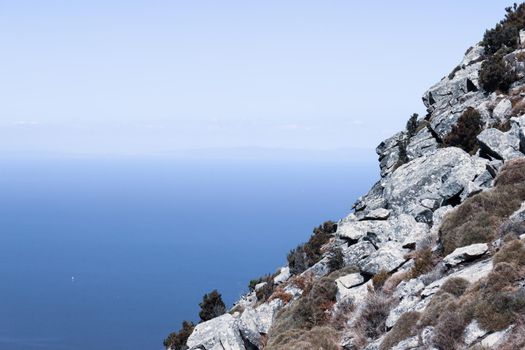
(0, 155), (377, 350)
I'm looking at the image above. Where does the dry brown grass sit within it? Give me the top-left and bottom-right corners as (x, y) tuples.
(330, 298), (355, 331)
(495, 158), (525, 187)
(354, 292), (394, 339)
(407, 246), (435, 279)
(380, 312), (420, 350)
(439, 277), (470, 297)
(265, 326), (341, 350)
(494, 239), (525, 267)
(439, 158), (525, 255)
(372, 270), (390, 291)
(268, 288), (293, 304)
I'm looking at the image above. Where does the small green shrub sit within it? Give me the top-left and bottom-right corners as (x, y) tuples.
(328, 246), (344, 272)
(439, 277), (470, 297)
(479, 53), (517, 92)
(163, 320), (195, 350)
(380, 312), (420, 350)
(442, 107), (483, 154)
(482, 3), (525, 55)
(287, 221), (337, 274)
(199, 289), (226, 322)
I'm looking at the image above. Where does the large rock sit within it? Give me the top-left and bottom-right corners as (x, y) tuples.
(492, 98), (512, 121)
(442, 243), (489, 267)
(237, 299), (283, 348)
(273, 267), (290, 284)
(337, 279), (373, 304)
(463, 320), (487, 346)
(422, 259), (493, 298)
(477, 127), (522, 161)
(382, 148), (487, 222)
(406, 126), (439, 160)
(336, 273), (365, 290)
(341, 241), (377, 267)
(187, 314), (245, 350)
(337, 214), (429, 247)
(359, 242), (409, 275)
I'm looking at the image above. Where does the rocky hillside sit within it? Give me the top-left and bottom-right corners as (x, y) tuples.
(166, 4), (525, 350)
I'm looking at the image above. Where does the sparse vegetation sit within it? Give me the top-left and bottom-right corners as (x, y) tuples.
(380, 312), (420, 350)
(328, 246), (344, 272)
(287, 221), (337, 275)
(438, 277), (470, 297)
(163, 321), (195, 350)
(354, 292), (393, 339)
(482, 3), (525, 55)
(479, 3), (525, 92)
(479, 53), (517, 92)
(408, 246), (435, 279)
(442, 107), (483, 154)
(372, 269), (390, 291)
(494, 238), (525, 267)
(199, 289), (226, 322)
(439, 158), (525, 255)
(265, 326), (341, 350)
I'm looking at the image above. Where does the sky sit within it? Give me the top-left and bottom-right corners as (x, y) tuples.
(0, 1), (517, 157)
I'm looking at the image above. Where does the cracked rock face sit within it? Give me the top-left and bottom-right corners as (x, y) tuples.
(382, 148), (487, 222)
(187, 314), (245, 350)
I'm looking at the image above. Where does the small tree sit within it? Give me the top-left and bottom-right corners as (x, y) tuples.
(443, 107), (483, 154)
(199, 289), (226, 322)
(163, 320), (195, 350)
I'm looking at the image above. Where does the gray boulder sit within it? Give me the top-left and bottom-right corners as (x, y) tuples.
(359, 242), (409, 275)
(477, 127), (522, 161)
(237, 299), (283, 347)
(463, 320), (487, 346)
(492, 98), (512, 121)
(442, 243), (488, 267)
(382, 148), (487, 222)
(187, 314), (245, 350)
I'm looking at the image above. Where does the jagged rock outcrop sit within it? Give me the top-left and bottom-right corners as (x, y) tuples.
(175, 9), (525, 350)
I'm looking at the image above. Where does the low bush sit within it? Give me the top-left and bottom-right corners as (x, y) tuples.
(163, 320), (195, 350)
(419, 292), (457, 328)
(495, 158), (525, 186)
(408, 246), (435, 279)
(479, 52), (517, 93)
(354, 292), (393, 339)
(199, 289), (226, 322)
(380, 312), (420, 350)
(482, 3), (525, 55)
(494, 239), (525, 267)
(439, 277), (470, 297)
(439, 159), (525, 255)
(287, 221), (337, 274)
(442, 107), (483, 154)
(328, 246), (344, 272)
(432, 310), (467, 349)
(256, 279), (275, 303)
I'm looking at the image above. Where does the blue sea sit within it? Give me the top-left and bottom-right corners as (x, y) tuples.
(0, 155), (377, 350)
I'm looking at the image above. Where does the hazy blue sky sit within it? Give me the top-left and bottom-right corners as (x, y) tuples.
(0, 1), (515, 157)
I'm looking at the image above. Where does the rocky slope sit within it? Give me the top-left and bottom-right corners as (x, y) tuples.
(171, 6), (525, 350)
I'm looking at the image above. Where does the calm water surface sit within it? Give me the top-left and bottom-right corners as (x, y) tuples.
(0, 156), (377, 350)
